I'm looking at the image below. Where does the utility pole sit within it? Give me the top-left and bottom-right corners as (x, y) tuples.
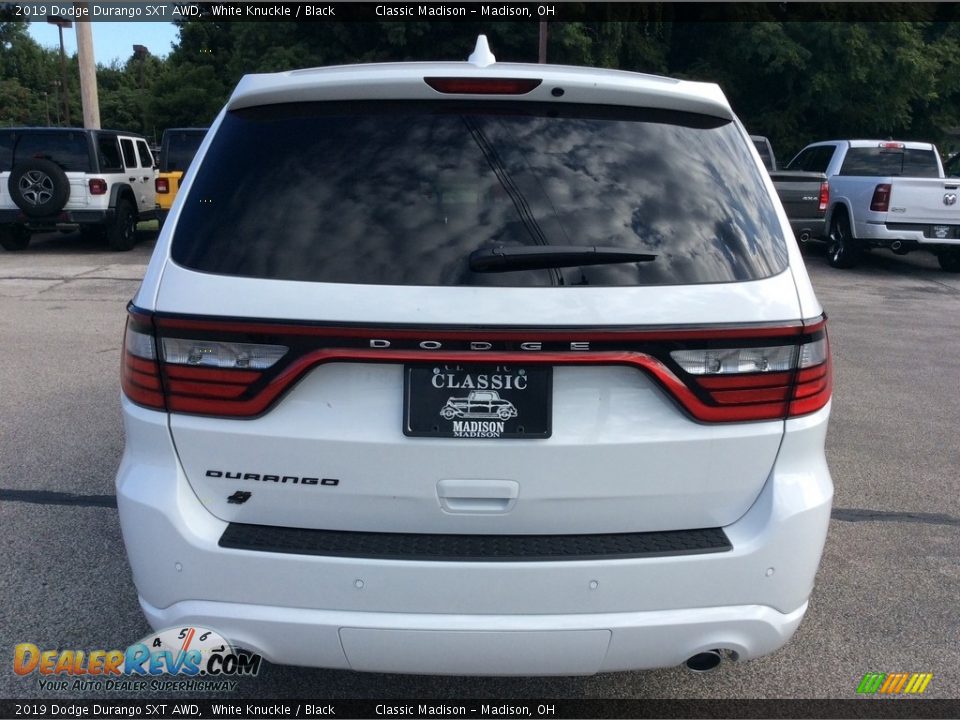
(51, 81), (61, 125)
(74, 12), (100, 129)
(133, 44), (148, 135)
(46, 16), (72, 125)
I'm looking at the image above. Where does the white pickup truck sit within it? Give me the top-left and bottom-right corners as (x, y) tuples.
(784, 140), (960, 271)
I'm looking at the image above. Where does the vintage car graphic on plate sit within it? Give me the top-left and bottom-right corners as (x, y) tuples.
(440, 390), (519, 420)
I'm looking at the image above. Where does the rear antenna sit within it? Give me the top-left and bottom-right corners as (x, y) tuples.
(468, 35), (496, 68)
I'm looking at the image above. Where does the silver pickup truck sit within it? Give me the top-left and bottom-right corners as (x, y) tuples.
(785, 140), (960, 271)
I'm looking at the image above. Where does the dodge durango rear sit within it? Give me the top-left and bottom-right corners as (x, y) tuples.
(116, 37), (833, 676)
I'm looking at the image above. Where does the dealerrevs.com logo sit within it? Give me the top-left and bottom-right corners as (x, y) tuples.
(856, 672), (934, 695)
(13, 626), (261, 692)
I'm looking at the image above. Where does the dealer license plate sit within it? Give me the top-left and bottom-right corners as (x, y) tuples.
(404, 364), (552, 439)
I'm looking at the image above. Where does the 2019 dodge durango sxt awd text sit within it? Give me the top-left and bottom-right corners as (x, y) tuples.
(116, 37), (834, 676)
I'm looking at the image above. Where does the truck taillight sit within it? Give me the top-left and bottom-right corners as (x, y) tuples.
(818, 181), (830, 212)
(156, 178), (169, 193)
(870, 183), (892, 212)
(88, 179), (107, 195)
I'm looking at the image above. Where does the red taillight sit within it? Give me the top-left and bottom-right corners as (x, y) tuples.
(123, 309), (831, 423)
(424, 77), (542, 95)
(879, 142), (905, 150)
(818, 181), (830, 212)
(88, 179), (107, 195)
(122, 309), (289, 416)
(870, 183), (892, 212)
(669, 321), (831, 421)
(789, 359), (832, 416)
(155, 178), (169, 194)
(121, 314), (165, 411)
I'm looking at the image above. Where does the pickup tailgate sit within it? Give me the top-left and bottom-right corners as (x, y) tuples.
(770, 170), (826, 221)
(889, 177), (960, 225)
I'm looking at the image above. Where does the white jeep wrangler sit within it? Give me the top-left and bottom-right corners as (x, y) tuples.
(0, 127), (158, 251)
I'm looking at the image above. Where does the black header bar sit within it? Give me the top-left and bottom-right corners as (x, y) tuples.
(5, 2), (960, 23)
(3, 699), (960, 720)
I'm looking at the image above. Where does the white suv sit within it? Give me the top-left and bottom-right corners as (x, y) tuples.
(0, 127), (157, 251)
(117, 38), (834, 676)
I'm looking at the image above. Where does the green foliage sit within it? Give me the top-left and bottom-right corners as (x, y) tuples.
(0, 78), (32, 124)
(1, 17), (958, 156)
(666, 21), (958, 158)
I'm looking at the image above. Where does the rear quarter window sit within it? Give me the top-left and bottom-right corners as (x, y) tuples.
(172, 101), (788, 288)
(96, 135), (123, 172)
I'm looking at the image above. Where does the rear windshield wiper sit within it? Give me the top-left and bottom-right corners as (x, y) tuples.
(469, 245), (657, 273)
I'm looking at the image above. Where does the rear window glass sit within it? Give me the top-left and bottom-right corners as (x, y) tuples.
(172, 101), (788, 287)
(946, 154), (960, 178)
(12, 131), (91, 172)
(839, 147), (940, 177)
(161, 130), (206, 173)
(786, 146), (835, 174)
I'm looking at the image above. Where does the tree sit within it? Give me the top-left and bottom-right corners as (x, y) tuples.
(0, 19), (71, 126)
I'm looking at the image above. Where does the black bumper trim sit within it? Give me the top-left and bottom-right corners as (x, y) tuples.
(0, 209), (114, 226)
(218, 522), (732, 562)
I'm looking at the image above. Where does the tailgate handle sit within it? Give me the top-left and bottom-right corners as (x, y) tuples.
(437, 479), (519, 514)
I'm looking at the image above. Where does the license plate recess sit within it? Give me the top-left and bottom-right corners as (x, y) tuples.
(404, 364), (552, 439)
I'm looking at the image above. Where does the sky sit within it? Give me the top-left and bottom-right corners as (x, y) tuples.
(26, 21), (181, 66)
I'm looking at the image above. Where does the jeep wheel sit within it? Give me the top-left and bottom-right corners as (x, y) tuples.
(826, 212), (860, 269)
(8, 159), (71, 218)
(0, 226), (31, 251)
(107, 201), (137, 251)
(937, 249), (960, 273)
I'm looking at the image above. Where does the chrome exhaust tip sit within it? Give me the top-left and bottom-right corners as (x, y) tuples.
(685, 650), (723, 673)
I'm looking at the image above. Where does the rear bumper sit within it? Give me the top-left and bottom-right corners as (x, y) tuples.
(857, 220), (960, 247)
(141, 597), (806, 675)
(116, 399), (833, 675)
(0, 208), (114, 227)
(788, 217), (826, 240)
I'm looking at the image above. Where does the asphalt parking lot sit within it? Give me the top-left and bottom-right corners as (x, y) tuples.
(1, 229), (958, 701)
